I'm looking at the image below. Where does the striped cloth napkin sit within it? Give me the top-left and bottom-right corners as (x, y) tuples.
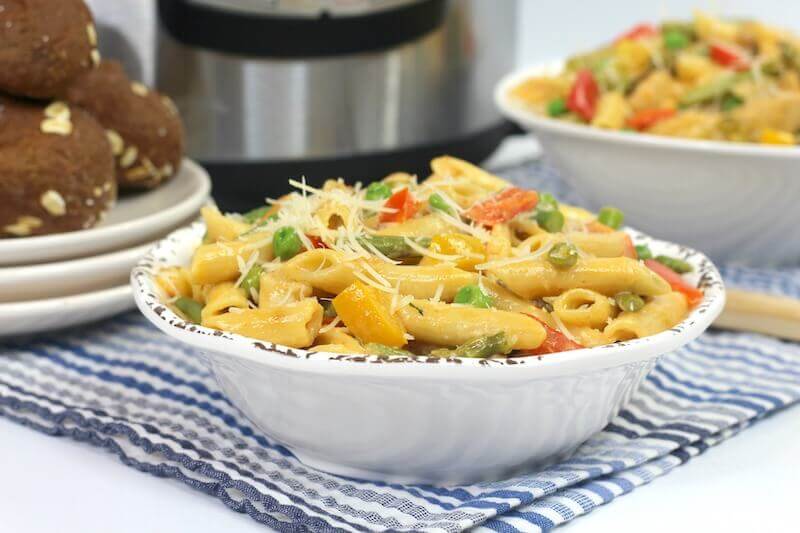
(1, 160), (800, 532)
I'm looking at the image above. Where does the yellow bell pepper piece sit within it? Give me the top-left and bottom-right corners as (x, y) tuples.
(419, 233), (486, 271)
(760, 128), (796, 146)
(614, 39), (651, 79)
(332, 281), (407, 347)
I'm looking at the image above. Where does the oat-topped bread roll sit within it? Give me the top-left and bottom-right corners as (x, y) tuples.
(0, 0), (99, 99)
(0, 97), (116, 238)
(64, 60), (185, 190)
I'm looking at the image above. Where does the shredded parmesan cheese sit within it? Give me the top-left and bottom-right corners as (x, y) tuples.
(318, 316), (342, 334)
(551, 312), (581, 344)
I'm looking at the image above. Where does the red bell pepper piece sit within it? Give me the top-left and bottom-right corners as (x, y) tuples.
(306, 235), (328, 249)
(464, 187), (539, 227)
(710, 42), (751, 71)
(567, 70), (600, 121)
(627, 108), (676, 130)
(645, 259), (704, 307)
(520, 316), (584, 356)
(614, 23), (658, 43)
(379, 188), (419, 223)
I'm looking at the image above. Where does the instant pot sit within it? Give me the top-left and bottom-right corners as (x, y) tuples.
(101, 0), (520, 210)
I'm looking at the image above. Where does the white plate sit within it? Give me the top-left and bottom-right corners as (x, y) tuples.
(0, 285), (133, 337)
(0, 241), (157, 303)
(0, 159), (211, 266)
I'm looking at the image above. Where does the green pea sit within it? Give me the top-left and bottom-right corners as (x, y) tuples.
(597, 206), (624, 229)
(615, 292), (645, 313)
(365, 182), (392, 201)
(242, 206), (271, 224)
(454, 284), (493, 309)
(547, 242), (579, 269)
(663, 30), (689, 50)
(655, 255), (693, 274)
(175, 297), (203, 323)
(635, 244), (653, 260)
(428, 193), (454, 215)
(538, 192), (558, 211)
(537, 209), (565, 233)
(547, 97), (568, 117)
(273, 226), (303, 261)
(240, 264), (262, 295)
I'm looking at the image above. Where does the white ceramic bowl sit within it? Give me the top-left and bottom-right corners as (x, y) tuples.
(496, 62), (800, 267)
(132, 222), (725, 484)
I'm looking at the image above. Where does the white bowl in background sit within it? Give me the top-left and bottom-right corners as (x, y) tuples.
(0, 159), (211, 266)
(131, 222), (725, 484)
(496, 62), (800, 266)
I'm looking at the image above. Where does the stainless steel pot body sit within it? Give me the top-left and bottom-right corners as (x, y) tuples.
(156, 0), (518, 163)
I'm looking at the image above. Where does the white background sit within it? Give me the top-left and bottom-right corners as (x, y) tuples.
(3, 1), (800, 532)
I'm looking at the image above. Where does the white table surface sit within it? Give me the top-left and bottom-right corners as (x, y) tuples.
(2, 405), (799, 533)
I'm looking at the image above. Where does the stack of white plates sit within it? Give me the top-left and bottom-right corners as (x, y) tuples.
(0, 159), (211, 337)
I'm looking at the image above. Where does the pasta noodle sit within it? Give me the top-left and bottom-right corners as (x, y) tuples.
(160, 156), (700, 358)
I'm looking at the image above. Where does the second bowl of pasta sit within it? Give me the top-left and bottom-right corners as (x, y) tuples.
(496, 12), (800, 266)
(132, 157), (725, 483)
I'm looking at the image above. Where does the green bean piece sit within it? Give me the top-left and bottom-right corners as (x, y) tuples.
(366, 343), (415, 357)
(365, 182), (393, 201)
(428, 193), (454, 215)
(273, 226), (303, 261)
(679, 72), (743, 106)
(537, 209), (565, 233)
(454, 284), (493, 309)
(242, 206), (271, 224)
(538, 192), (558, 211)
(240, 264), (262, 295)
(357, 235), (431, 260)
(615, 292), (645, 313)
(721, 94), (743, 111)
(431, 333), (512, 358)
(660, 21), (696, 39)
(322, 300), (338, 319)
(635, 244), (654, 260)
(663, 30), (690, 50)
(597, 206), (624, 229)
(175, 297), (203, 323)
(655, 255), (693, 274)
(547, 242), (579, 269)
(547, 97), (568, 117)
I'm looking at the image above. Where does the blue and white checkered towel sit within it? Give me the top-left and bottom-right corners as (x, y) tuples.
(1, 160), (800, 532)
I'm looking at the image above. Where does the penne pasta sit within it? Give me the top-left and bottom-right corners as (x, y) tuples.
(161, 156), (700, 358)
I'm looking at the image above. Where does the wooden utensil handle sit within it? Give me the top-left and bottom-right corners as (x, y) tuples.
(714, 289), (800, 341)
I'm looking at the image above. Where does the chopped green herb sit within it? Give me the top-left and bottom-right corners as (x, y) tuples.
(409, 303), (424, 316)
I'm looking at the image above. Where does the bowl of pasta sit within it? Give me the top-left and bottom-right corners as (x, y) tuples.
(132, 156), (725, 484)
(496, 11), (800, 266)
